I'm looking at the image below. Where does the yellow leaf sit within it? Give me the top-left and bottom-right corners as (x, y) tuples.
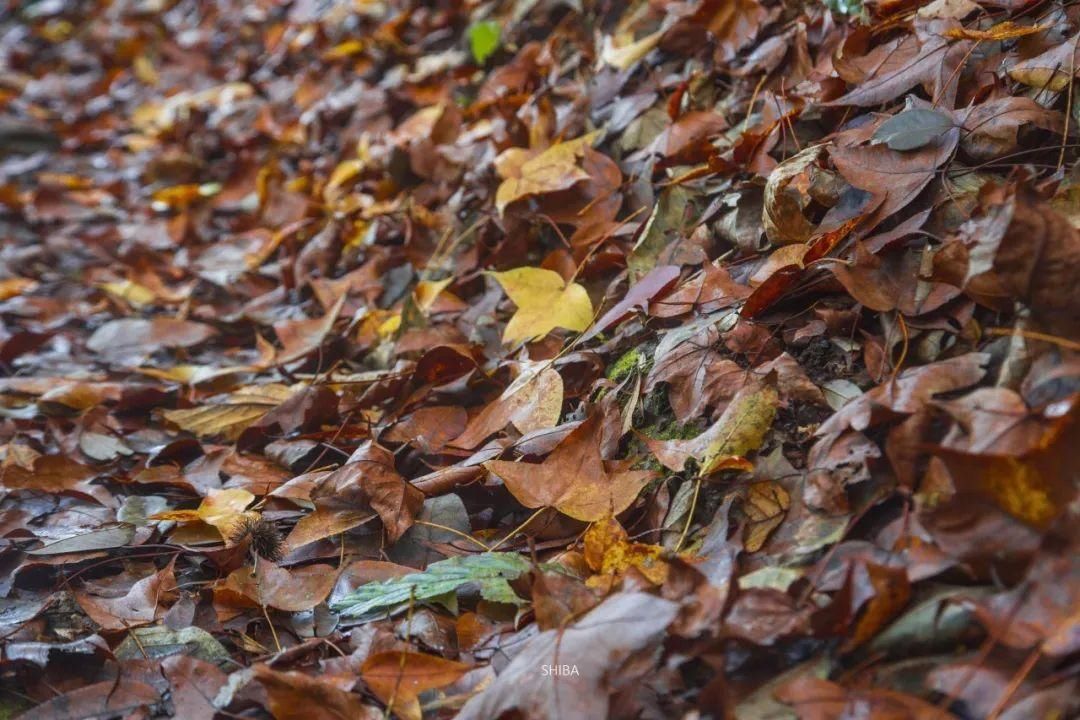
(162, 384), (294, 439)
(324, 158), (364, 200)
(136, 364), (250, 385)
(413, 276), (453, 313)
(99, 280), (156, 309)
(489, 267), (593, 344)
(944, 21), (1046, 42)
(149, 509), (201, 523)
(132, 82), (254, 134)
(602, 29), (663, 71)
(1008, 33), (1080, 92)
(743, 480), (790, 552)
(133, 55), (159, 85)
(493, 131), (600, 215)
(583, 516), (668, 586)
(198, 488), (255, 535)
(700, 382), (779, 476)
(0, 277), (37, 301)
(322, 39), (365, 60)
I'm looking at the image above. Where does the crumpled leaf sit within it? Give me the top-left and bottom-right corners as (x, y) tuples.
(494, 132), (600, 215)
(584, 516), (669, 586)
(762, 146), (827, 245)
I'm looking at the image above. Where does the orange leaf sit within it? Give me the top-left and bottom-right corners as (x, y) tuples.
(361, 651), (470, 720)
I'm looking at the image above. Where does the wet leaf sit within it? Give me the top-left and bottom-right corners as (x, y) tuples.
(871, 108), (954, 151)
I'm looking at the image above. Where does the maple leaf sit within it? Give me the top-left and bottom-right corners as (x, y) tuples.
(489, 267), (593, 344)
(485, 415), (654, 522)
(494, 131), (600, 215)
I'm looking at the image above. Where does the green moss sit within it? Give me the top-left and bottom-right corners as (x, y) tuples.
(606, 347), (645, 381)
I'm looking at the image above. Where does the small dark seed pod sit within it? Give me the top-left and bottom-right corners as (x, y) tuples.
(227, 514), (285, 562)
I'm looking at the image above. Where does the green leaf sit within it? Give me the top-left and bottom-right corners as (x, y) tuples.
(468, 21), (501, 65)
(872, 108), (955, 151)
(331, 552), (531, 620)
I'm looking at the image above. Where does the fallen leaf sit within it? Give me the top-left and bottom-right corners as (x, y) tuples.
(583, 516), (669, 586)
(485, 414), (654, 521)
(361, 651), (470, 720)
(489, 267), (593, 344)
(332, 552), (530, 620)
(452, 362), (564, 448)
(494, 132), (600, 215)
(457, 592), (679, 720)
(162, 383), (295, 440)
(197, 487), (255, 535)
(253, 664), (379, 720)
(1009, 31), (1080, 91)
(645, 380), (778, 474)
(86, 318), (216, 360)
(219, 562), (337, 612)
(871, 108), (954, 151)
(743, 481), (789, 552)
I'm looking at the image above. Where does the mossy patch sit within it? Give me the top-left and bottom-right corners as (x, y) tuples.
(606, 346), (647, 381)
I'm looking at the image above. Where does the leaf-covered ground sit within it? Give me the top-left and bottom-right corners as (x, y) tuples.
(1, 0), (1078, 718)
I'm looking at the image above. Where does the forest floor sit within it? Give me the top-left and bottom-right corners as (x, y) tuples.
(0, 0), (1078, 718)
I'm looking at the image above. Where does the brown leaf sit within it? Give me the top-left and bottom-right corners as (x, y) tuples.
(456, 592), (678, 720)
(485, 414), (654, 521)
(308, 444), (424, 543)
(361, 651), (470, 720)
(253, 664), (379, 720)
(162, 655), (228, 720)
(20, 679), (160, 720)
(273, 294), (345, 364)
(452, 363), (564, 449)
(831, 128), (958, 225)
(776, 675), (955, 720)
(219, 562), (337, 611)
(1, 454), (109, 505)
(75, 561), (176, 630)
(85, 317), (216, 359)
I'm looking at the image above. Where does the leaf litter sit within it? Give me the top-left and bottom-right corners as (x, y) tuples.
(0, 0), (1078, 719)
